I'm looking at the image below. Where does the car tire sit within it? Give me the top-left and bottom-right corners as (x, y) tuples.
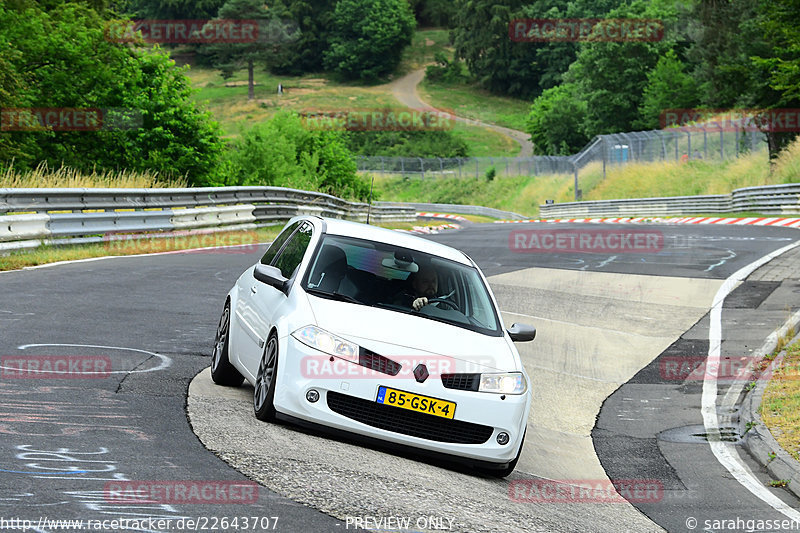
(254, 333), (279, 422)
(210, 301), (244, 387)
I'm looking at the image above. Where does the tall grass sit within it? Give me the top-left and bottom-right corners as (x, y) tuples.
(0, 162), (188, 188)
(373, 137), (800, 217)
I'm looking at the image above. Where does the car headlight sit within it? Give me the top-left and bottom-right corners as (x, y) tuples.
(478, 372), (527, 394)
(292, 325), (359, 363)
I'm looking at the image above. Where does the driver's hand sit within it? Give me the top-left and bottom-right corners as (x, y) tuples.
(412, 297), (428, 311)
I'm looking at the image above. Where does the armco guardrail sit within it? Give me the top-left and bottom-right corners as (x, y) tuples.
(374, 201), (528, 220)
(539, 183), (800, 218)
(0, 186), (415, 252)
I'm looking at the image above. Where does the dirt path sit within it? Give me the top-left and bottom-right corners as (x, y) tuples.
(390, 69), (534, 157)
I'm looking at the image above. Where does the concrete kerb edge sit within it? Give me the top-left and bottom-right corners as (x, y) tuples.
(741, 328), (800, 499)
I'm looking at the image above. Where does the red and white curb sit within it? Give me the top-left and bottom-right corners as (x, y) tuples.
(495, 216), (800, 228)
(416, 212), (469, 223)
(406, 223), (460, 234)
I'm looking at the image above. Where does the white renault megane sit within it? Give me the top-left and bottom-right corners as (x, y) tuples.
(210, 215), (536, 476)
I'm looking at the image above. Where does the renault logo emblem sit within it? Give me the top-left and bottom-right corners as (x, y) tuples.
(414, 364), (429, 383)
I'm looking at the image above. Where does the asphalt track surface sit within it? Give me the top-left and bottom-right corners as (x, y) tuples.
(1, 221), (799, 532)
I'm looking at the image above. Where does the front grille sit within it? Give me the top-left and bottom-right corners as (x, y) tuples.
(359, 349), (401, 376)
(441, 373), (480, 391)
(326, 391), (493, 444)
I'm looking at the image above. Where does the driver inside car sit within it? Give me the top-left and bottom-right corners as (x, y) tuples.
(395, 264), (448, 311)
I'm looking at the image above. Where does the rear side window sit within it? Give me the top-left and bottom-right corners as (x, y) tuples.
(273, 222), (313, 278)
(260, 222), (299, 265)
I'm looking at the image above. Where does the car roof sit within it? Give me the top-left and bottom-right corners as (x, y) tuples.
(313, 216), (472, 266)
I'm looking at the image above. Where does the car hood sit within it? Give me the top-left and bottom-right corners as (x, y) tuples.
(306, 294), (518, 373)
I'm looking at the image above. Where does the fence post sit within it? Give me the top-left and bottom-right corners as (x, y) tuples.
(687, 131), (692, 159)
(573, 162), (580, 201)
(419, 157), (425, 179)
(703, 126), (708, 159)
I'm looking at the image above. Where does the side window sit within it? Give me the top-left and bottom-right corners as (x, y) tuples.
(273, 222), (313, 279)
(260, 222), (299, 265)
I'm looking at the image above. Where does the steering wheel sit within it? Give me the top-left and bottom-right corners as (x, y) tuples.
(426, 297), (458, 310)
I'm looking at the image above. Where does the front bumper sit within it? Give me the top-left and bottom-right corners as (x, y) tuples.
(272, 335), (530, 464)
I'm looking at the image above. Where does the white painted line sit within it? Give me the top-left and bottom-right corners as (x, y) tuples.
(0, 242), (269, 275)
(14, 343), (172, 374)
(702, 238), (800, 521)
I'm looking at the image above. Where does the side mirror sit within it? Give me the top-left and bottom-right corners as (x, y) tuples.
(507, 322), (536, 342)
(253, 263), (289, 294)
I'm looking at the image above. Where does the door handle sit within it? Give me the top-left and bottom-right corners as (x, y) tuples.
(250, 286), (257, 294)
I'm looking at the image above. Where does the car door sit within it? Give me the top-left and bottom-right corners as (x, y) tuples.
(232, 221), (299, 373)
(236, 221), (314, 377)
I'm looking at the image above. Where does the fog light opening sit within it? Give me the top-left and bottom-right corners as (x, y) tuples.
(497, 432), (510, 445)
(306, 389), (320, 403)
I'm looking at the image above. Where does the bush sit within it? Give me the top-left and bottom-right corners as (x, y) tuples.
(527, 83), (590, 155)
(425, 51), (469, 84)
(216, 112), (370, 201)
(346, 130), (469, 158)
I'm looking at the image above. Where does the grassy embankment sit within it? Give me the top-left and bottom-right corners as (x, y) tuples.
(373, 138), (800, 217)
(760, 335), (800, 464)
(183, 30), (519, 156)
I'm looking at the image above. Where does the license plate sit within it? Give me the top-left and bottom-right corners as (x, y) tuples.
(376, 386), (456, 419)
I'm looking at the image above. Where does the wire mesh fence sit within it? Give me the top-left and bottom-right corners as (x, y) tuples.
(355, 127), (767, 182)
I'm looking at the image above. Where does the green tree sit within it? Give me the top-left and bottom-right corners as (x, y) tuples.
(269, 0), (336, 75)
(0, 2), (224, 181)
(635, 49), (700, 130)
(565, 0), (676, 135)
(118, 0), (226, 19)
(752, 0), (800, 161)
(323, 0), (416, 81)
(204, 0), (292, 100)
(526, 83), (589, 155)
(450, 0), (618, 99)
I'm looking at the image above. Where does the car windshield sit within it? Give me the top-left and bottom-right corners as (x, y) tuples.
(302, 234), (502, 336)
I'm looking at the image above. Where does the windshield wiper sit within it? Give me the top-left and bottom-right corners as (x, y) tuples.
(306, 288), (361, 304)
